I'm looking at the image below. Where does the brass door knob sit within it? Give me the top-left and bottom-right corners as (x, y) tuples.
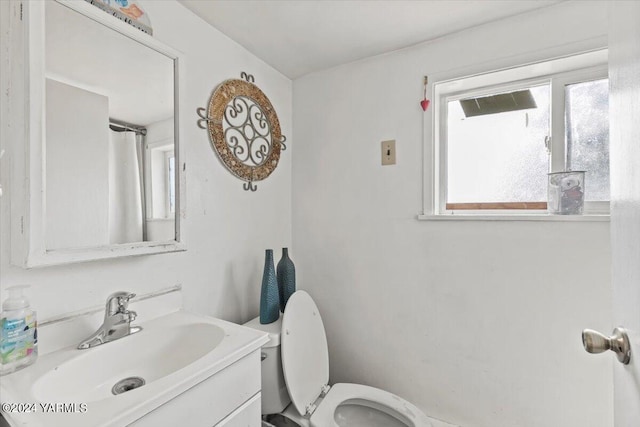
(582, 327), (631, 365)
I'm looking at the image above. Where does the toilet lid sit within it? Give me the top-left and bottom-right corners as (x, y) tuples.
(281, 290), (330, 416)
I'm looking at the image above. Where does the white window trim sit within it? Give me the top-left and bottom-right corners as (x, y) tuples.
(165, 150), (176, 218)
(417, 213), (610, 222)
(422, 49), (610, 221)
(144, 138), (174, 220)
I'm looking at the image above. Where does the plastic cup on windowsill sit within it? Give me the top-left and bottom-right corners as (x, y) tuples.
(547, 171), (586, 215)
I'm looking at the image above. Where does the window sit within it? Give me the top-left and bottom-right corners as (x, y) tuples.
(564, 79), (609, 202)
(145, 140), (175, 220)
(431, 50), (609, 216)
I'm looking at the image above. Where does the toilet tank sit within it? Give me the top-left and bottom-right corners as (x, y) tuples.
(243, 316), (291, 414)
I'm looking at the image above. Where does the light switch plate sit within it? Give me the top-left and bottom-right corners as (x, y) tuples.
(381, 140), (396, 165)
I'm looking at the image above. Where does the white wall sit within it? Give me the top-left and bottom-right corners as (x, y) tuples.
(45, 79), (110, 250)
(292, 2), (612, 427)
(0, 0), (292, 324)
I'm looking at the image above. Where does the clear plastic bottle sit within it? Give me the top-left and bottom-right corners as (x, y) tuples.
(0, 285), (38, 375)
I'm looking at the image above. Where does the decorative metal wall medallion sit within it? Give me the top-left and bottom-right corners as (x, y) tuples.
(197, 72), (287, 191)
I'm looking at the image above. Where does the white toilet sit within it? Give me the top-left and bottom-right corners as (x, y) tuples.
(244, 290), (433, 427)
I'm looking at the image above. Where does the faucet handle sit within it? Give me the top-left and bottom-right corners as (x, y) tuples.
(107, 291), (136, 301)
(117, 293), (136, 310)
(120, 292), (136, 303)
(106, 291), (136, 315)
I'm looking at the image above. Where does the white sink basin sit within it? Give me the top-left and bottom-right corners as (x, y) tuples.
(0, 310), (268, 427)
(33, 322), (225, 403)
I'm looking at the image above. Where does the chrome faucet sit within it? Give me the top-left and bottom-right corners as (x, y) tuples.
(78, 291), (142, 349)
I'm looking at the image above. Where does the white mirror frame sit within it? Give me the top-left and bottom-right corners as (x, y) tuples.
(9, 0), (186, 268)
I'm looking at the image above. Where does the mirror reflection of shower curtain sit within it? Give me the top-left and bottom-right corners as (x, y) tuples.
(108, 130), (146, 243)
(135, 133), (148, 241)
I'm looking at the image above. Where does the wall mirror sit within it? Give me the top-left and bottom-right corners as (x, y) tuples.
(10, 0), (185, 267)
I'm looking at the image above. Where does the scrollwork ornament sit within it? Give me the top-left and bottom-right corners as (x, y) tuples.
(198, 73), (286, 191)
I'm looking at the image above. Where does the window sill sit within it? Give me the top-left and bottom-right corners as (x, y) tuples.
(146, 217), (175, 222)
(417, 213), (609, 222)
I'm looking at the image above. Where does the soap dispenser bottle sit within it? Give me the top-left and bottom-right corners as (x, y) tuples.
(0, 285), (38, 375)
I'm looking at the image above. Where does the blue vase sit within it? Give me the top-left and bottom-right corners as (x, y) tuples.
(260, 249), (279, 324)
(277, 248), (296, 312)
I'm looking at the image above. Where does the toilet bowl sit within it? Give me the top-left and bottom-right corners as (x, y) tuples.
(244, 290), (432, 427)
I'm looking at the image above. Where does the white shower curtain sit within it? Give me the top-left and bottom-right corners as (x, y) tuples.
(108, 130), (144, 244)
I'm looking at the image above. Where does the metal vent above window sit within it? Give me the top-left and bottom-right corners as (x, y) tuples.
(460, 89), (537, 117)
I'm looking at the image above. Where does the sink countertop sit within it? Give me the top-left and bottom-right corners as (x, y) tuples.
(0, 310), (269, 427)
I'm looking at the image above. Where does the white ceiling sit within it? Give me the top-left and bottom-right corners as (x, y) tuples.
(179, 0), (562, 79)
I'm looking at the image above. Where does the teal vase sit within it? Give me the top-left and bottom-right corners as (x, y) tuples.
(277, 248), (296, 312)
(260, 249), (279, 324)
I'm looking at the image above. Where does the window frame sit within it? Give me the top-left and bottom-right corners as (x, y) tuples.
(144, 138), (174, 220)
(165, 150), (176, 217)
(552, 68), (610, 214)
(429, 49), (609, 218)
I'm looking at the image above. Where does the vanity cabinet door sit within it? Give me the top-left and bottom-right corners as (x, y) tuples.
(214, 393), (261, 427)
(128, 351), (261, 427)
